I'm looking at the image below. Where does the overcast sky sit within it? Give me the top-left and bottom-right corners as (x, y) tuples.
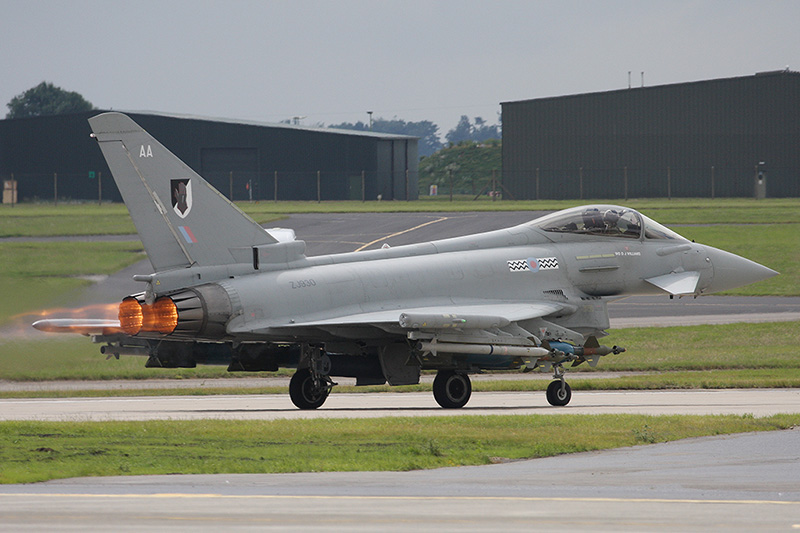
(2, 0), (799, 135)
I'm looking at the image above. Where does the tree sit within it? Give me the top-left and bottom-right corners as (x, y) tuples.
(445, 115), (501, 144)
(418, 139), (502, 196)
(329, 117), (443, 157)
(6, 81), (94, 119)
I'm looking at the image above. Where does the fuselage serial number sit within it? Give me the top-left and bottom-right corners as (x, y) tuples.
(290, 279), (317, 289)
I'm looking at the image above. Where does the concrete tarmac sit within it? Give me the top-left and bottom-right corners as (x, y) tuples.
(2, 388), (799, 421)
(1, 427), (798, 531)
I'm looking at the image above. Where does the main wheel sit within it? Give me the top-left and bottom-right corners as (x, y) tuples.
(289, 368), (329, 409)
(433, 370), (472, 408)
(546, 380), (572, 406)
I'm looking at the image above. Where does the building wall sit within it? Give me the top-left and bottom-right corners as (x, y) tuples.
(0, 111), (418, 202)
(502, 71), (800, 199)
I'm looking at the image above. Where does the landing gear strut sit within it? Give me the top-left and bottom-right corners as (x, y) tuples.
(433, 370), (472, 408)
(546, 364), (571, 406)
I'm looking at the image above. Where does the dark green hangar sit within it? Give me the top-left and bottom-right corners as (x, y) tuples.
(501, 70), (800, 199)
(0, 111), (418, 203)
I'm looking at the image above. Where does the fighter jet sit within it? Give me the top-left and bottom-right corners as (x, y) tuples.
(33, 113), (778, 409)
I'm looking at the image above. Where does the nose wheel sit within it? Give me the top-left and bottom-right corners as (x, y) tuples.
(546, 379), (572, 406)
(546, 364), (572, 406)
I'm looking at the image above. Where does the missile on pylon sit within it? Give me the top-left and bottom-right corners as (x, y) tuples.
(543, 337), (625, 367)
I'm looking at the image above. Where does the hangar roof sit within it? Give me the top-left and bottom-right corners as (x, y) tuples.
(501, 70), (800, 106)
(116, 110), (418, 141)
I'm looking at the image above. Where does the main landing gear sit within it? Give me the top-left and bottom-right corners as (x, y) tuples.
(289, 368), (332, 409)
(289, 346), (335, 410)
(432, 370), (472, 408)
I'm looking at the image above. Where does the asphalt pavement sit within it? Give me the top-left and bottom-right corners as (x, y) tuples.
(1, 427), (799, 531)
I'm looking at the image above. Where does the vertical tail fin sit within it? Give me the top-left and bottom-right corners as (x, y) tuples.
(89, 112), (277, 272)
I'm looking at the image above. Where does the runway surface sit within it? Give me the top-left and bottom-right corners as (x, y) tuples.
(1, 423), (798, 531)
(2, 389), (800, 531)
(2, 389), (799, 421)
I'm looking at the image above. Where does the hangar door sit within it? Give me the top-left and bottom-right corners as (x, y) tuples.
(200, 148), (259, 201)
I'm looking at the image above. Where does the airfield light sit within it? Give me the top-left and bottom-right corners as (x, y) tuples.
(118, 298), (143, 335)
(150, 297), (178, 334)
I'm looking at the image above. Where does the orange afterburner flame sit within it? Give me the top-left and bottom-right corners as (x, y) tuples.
(118, 297), (177, 335)
(151, 297), (178, 334)
(118, 297), (143, 335)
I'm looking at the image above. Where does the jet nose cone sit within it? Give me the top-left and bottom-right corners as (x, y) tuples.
(703, 246), (778, 294)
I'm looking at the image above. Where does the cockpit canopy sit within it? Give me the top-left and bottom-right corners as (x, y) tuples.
(531, 205), (687, 241)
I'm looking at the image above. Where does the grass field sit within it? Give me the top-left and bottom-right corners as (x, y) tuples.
(0, 241), (145, 323)
(2, 197), (800, 235)
(1, 414), (798, 484)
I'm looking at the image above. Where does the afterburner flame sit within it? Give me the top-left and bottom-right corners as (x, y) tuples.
(150, 298), (178, 334)
(118, 297), (177, 336)
(118, 297), (143, 335)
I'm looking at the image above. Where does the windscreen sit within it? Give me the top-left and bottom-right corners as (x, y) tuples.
(640, 214), (687, 240)
(533, 206), (642, 239)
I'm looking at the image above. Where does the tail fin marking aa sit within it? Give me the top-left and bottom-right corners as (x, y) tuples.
(89, 113), (277, 272)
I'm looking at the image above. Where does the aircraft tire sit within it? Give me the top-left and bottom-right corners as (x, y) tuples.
(289, 368), (329, 409)
(546, 380), (572, 406)
(433, 370), (471, 408)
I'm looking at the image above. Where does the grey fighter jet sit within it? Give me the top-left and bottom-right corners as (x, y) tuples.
(33, 113), (778, 409)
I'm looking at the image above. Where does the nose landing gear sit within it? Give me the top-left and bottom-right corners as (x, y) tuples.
(546, 365), (572, 406)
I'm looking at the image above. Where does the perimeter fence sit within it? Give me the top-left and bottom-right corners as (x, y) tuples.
(421, 165), (797, 200)
(1, 169), (420, 204)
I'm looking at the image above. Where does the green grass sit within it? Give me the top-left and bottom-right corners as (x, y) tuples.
(237, 197), (800, 224)
(0, 203), (282, 236)
(0, 242), (145, 323)
(600, 321), (800, 371)
(0, 241), (144, 277)
(1, 321), (798, 389)
(0, 337), (249, 381)
(570, 369), (800, 390)
(675, 224), (798, 295)
(3, 199), (800, 236)
(1, 414), (797, 484)
(0, 204), (136, 237)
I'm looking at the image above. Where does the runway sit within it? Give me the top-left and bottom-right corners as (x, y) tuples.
(2, 389), (800, 531)
(1, 424), (798, 531)
(2, 388), (799, 421)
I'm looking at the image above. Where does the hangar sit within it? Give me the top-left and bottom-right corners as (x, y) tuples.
(0, 111), (418, 203)
(501, 70), (800, 199)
